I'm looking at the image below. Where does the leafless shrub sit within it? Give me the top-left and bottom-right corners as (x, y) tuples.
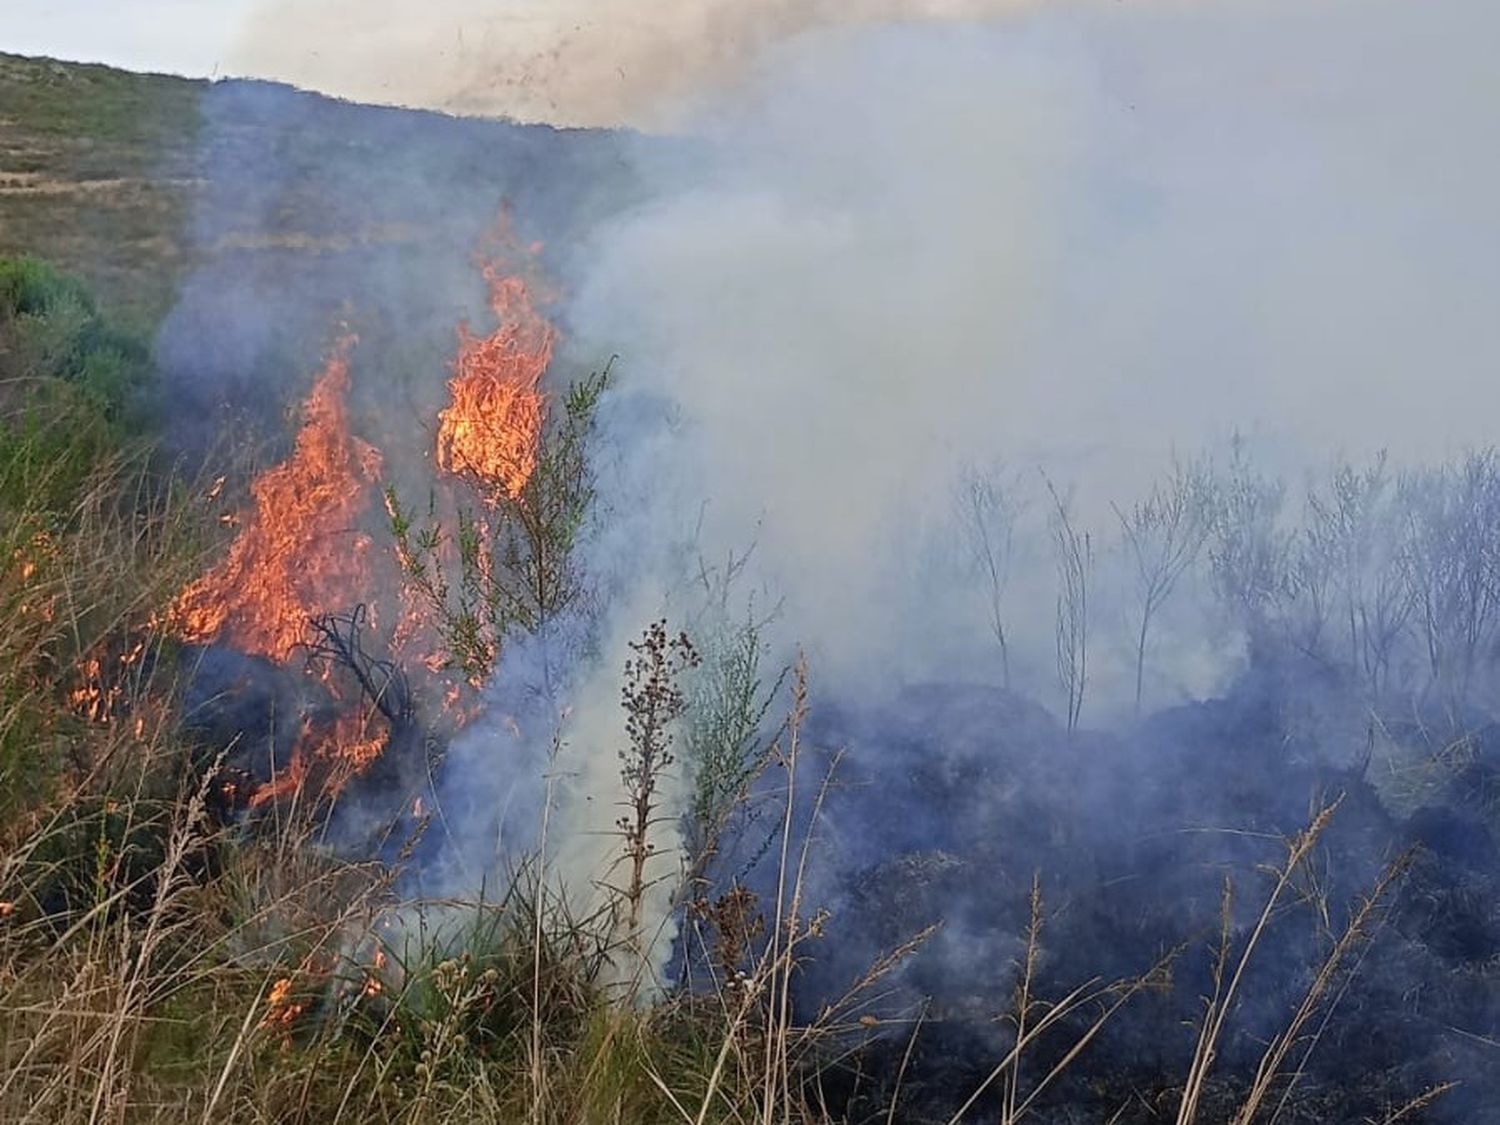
(613, 620), (700, 953)
(1114, 457), (1211, 714)
(1203, 437), (1294, 655)
(955, 462), (1026, 691)
(1397, 450), (1500, 709)
(1298, 454), (1414, 698)
(1045, 475), (1092, 734)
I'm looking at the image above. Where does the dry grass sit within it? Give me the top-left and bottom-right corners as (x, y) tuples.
(0, 416), (1451, 1123)
(0, 262), (1454, 1123)
(0, 557), (918, 1125)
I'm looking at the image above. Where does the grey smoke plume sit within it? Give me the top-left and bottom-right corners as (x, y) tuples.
(465, 0), (1500, 986)
(325, 0), (1491, 990)
(559, 0), (1500, 710)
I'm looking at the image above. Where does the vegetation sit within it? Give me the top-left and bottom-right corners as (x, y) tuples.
(9, 32), (1489, 1124)
(0, 54), (203, 331)
(0, 255), (189, 821)
(0, 256), (930, 1124)
(386, 365), (612, 686)
(1, 240), (1491, 1120)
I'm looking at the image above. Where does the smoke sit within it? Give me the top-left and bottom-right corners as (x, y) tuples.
(230, 0), (1143, 127)
(559, 0), (1500, 704)
(166, 0), (1500, 1089)
(501, 0), (1500, 990)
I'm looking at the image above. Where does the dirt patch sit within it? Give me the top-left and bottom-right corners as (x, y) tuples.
(0, 174), (203, 197)
(209, 222), (424, 254)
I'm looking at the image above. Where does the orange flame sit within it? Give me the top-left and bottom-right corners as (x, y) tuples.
(163, 235), (556, 810)
(435, 256), (551, 499)
(247, 709), (388, 809)
(171, 336), (382, 662)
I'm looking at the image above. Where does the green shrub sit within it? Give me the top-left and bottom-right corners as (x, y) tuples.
(0, 255), (153, 428)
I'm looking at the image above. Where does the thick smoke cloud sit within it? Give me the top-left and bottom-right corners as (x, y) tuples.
(464, 0), (1500, 999)
(560, 0), (1500, 706)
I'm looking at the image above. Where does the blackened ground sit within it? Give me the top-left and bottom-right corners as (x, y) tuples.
(177, 642), (435, 849)
(177, 637), (1500, 1120)
(725, 665), (1500, 1123)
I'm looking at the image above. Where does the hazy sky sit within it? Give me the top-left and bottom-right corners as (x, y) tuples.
(8, 1), (258, 77)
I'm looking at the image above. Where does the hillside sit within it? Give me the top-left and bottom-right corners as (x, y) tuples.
(0, 54), (202, 329)
(0, 53), (631, 334)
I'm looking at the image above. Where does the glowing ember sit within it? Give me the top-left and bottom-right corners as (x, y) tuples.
(435, 253), (552, 498)
(170, 336), (382, 662)
(258, 963), (329, 1045)
(259, 976), (302, 1032)
(8, 530), (58, 623)
(363, 947), (388, 998)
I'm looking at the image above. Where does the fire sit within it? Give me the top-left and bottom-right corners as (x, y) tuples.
(364, 946), (388, 998)
(8, 530), (58, 623)
(161, 232), (557, 814)
(435, 254), (551, 499)
(260, 976), (303, 1034)
(171, 336), (382, 662)
(247, 710), (389, 809)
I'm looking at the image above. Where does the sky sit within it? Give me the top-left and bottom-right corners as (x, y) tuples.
(7, 0), (258, 78)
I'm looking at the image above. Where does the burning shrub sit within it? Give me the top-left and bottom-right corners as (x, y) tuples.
(168, 334), (382, 666)
(387, 363), (611, 687)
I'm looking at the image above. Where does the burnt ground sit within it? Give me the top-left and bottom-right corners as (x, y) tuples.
(727, 665), (1500, 1123)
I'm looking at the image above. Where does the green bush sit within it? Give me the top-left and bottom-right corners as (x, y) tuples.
(0, 258), (198, 827)
(0, 255), (153, 427)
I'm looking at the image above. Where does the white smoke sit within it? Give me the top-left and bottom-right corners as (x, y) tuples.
(562, 0), (1500, 701)
(387, 0), (1500, 976)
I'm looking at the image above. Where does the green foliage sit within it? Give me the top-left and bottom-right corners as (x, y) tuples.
(0, 259), (199, 828)
(0, 256), (155, 517)
(682, 562), (786, 869)
(0, 255), (153, 423)
(0, 53), (201, 148)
